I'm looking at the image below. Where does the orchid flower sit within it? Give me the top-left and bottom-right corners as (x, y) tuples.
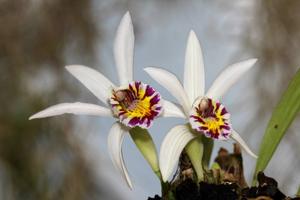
(144, 30), (258, 181)
(29, 12), (165, 189)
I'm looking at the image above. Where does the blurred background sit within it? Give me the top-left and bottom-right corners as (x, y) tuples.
(0, 0), (300, 199)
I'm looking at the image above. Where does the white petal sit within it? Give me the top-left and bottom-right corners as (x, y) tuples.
(161, 100), (185, 118)
(114, 11), (134, 85)
(107, 122), (133, 189)
(230, 130), (257, 159)
(184, 30), (205, 103)
(159, 125), (197, 181)
(29, 102), (112, 120)
(66, 65), (115, 105)
(144, 67), (191, 116)
(206, 58), (257, 100)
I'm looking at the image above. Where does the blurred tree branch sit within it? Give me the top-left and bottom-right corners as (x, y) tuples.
(243, 0), (300, 191)
(0, 0), (119, 199)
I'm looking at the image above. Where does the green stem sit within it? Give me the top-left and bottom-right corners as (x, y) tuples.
(185, 136), (204, 182)
(129, 127), (162, 181)
(252, 173), (258, 186)
(155, 170), (162, 181)
(160, 181), (175, 200)
(202, 136), (214, 169)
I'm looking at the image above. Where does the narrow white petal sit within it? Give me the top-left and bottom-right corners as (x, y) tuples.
(114, 11), (134, 85)
(184, 30), (205, 103)
(206, 58), (257, 100)
(230, 130), (258, 159)
(159, 125), (197, 181)
(144, 67), (191, 116)
(29, 102), (112, 120)
(66, 65), (115, 105)
(107, 122), (133, 189)
(161, 100), (185, 118)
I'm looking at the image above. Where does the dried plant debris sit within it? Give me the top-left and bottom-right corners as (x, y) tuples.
(176, 180), (238, 200)
(175, 179), (201, 200)
(148, 145), (300, 200)
(209, 143), (248, 188)
(242, 172), (299, 200)
(148, 195), (162, 200)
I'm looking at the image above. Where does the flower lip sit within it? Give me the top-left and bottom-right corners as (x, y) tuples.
(189, 96), (232, 140)
(110, 81), (162, 129)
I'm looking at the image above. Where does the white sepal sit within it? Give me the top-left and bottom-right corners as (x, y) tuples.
(29, 102), (112, 120)
(161, 100), (186, 118)
(144, 67), (191, 116)
(230, 130), (258, 159)
(159, 125), (197, 181)
(107, 122), (133, 189)
(184, 30), (205, 104)
(66, 65), (115, 105)
(206, 58), (257, 100)
(114, 11), (134, 85)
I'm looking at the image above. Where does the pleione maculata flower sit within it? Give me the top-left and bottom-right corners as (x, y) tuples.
(28, 12), (181, 189)
(145, 30), (258, 181)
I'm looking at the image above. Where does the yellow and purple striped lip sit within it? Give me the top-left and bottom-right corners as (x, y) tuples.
(189, 97), (232, 140)
(110, 81), (162, 129)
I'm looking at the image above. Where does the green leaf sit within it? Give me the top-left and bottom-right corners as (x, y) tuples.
(129, 127), (162, 180)
(185, 135), (204, 182)
(297, 185), (300, 197)
(253, 68), (300, 184)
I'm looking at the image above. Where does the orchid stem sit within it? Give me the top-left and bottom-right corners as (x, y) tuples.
(202, 136), (214, 169)
(185, 135), (204, 182)
(154, 170), (162, 180)
(129, 127), (162, 181)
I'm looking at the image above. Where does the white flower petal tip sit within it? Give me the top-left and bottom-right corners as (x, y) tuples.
(29, 102), (112, 120)
(108, 123), (133, 189)
(144, 67), (190, 116)
(159, 125), (196, 181)
(114, 11), (134, 85)
(230, 130), (258, 159)
(234, 58), (258, 73)
(189, 29), (197, 38)
(244, 57), (257, 65)
(110, 81), (162, 129)
(65, 65), (115, 105)
(184, 30), (205, 104)
(206, 58), (258, 100)
(161, 100), (185, 118)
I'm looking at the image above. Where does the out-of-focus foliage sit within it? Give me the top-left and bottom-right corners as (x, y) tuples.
(245, 0), (300, 112)
(243, 0), (300, 190)
(253, 68), (300, 184)
(0, 0), (119, 199)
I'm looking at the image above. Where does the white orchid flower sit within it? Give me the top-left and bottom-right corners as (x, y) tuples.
(144, 30), (258, 181)
(29, 12), (164, 189)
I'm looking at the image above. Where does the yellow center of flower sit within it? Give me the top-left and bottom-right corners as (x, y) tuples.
(125, 96), (152, 117)
(205, 117), (223, 132)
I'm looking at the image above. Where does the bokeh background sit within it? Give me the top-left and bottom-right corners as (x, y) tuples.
(1, 0), (300, 199)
